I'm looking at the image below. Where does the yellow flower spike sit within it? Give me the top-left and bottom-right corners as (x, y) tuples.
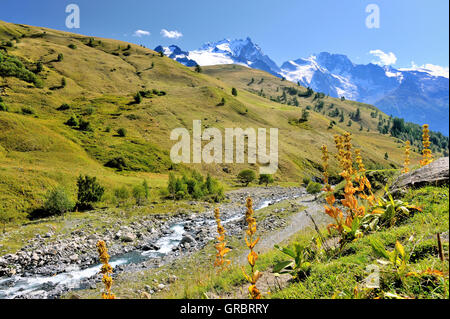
(420, 124), (433, 167)
(96, 240), (115, 299)
(242, 197), (262, 299)
(213, 207), (230, 272)
(402, 141), (411, 173)
(324, 133), (376, 251)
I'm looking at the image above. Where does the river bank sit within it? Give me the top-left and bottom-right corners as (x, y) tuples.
(0, 186), (308, 299)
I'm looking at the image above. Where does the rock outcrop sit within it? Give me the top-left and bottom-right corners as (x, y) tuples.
(390, 157), (449, 196)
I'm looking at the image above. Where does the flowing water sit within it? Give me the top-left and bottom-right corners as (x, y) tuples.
(0, 196), (291, 298)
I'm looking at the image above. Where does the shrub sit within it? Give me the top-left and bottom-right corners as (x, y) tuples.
(76, 175), (105, 210)
(104, 157), (127, 170)
(0, 102), (8, 112)
(134, 92), (142, 104)
(21, 106), (34, 115)
(237, 169), (256, 186)
(117, 128), (127, 137)
(231, 87), (238, 96)
(65, 115), (79, 127)
(57, 103), (70, 111)
(306, 181), (322, 194)
(302, 176), (311, 185)
(57, 53), (64, 61)
(0, 52), (41, 87)
(78, 119), (93, 131)
(36, 61), (43, 73)
(166, 171), (223, 202)
(258, 174), (274, 186)
(114, 186), (130, 206)
(61, 77), (67, 87)
(299, 109), (309, 122)
(195, 64), (202, 73)
(0, 209), (17, 232)
(133, 180), (149, 205)
(43, 187), (74, 216)
(68, 44), (77, 49)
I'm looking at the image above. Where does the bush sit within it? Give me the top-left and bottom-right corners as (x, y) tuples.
(133, 180), (149, 205)
(0, 52), (41, 87)
(302, 176), (311, 185)
(306, 181), (322, 194)
(105, 157), (127, 170)
(117, 128), (127, 137)
(166, 171), (224, 202)
(78, 119), (92, 131)
(42, 187), (74, 216)
(237, 169), (256, 186)
(76, 175), (105, 210)
(231, 87), (238, 96)
(0, 102), (8, 112)
(21, 107), (34, 115)
(68, 44), (77, 49)
(36, 61), (43, 73)
(57, 103), (70, 111)
(57, 53), (64, 62)
(134, 92), (142, 104)
(114, 186), (130, 206)
(65, 115), (78, 127)
(259, 174), (274, 186)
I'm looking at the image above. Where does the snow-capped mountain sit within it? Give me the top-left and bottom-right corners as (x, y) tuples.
(155, 37), (280, 76)
(155, 39), (449, 135)
(153, 45), (197, 67)
(280, 52), (449, 134)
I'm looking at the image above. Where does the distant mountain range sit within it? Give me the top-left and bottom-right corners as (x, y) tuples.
(155, 38), (449, 135)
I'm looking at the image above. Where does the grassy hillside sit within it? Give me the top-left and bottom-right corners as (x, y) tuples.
(0, 20), (429, 218)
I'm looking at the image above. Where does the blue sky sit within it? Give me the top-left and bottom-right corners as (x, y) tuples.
(1, 0), (448, 69)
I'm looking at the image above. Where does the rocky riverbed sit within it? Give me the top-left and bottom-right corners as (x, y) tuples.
(0, 186), (308, 299)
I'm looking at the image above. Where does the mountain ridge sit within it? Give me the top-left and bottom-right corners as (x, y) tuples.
(156, 38), (449, 135)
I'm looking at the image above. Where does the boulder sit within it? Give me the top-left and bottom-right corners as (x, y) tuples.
(121, 232), (136, 242)
(390, 157), (449, 196)
(180, 233), (196, 245)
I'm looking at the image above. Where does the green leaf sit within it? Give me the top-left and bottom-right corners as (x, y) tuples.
(273, 260), (293, 273)
(370, 239), (390, 260)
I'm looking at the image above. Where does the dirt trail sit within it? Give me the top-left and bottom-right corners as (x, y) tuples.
(215, 194), (331, 299)
(238, 194), (330, 263)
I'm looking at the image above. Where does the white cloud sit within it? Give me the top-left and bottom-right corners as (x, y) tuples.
(400, 61), (449, 78)
(133, 30), (150, 37)
(369, 49), (397, 66)
(160, 29), (183, 39)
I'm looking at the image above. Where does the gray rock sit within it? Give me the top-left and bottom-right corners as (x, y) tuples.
(121, 232), (136, 242)
(69, 254), (79, 262)
(390, 157), (449, 196)
(180, 234), (196, 245)
(157, 283), (165, 290)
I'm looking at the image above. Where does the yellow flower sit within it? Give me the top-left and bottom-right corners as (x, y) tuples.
(242, 197), (262, 299)
(96, 240), (115, 299)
